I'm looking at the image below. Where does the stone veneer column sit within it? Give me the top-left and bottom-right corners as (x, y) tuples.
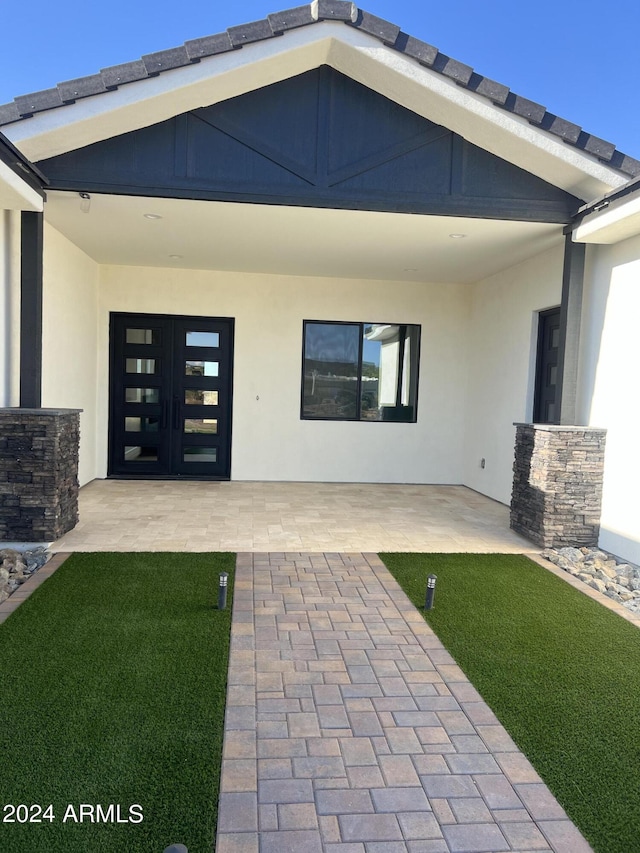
(0, 409), (81, 542)
(510, 423), (606, 548)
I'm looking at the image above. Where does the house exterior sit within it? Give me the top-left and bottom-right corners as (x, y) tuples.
(0, 1), (638, 561)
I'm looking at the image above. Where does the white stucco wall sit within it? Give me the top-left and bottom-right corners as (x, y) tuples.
(95, 265), (468, 484)
(577, 236), (640, 564)
(0, 209), (21, 407)
(463, 243), (565, 504)
(41, 224), (99, 486)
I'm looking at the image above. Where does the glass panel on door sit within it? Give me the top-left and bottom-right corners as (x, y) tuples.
(126, 328), (161, 345)
(186, 331), (219, 348)
(185, 389), (218, 406)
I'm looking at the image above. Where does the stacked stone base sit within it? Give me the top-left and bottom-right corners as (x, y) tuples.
(510, 423), (606, 549)
(0, 409), (81, 542)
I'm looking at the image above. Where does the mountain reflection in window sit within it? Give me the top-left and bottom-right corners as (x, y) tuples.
(303, 323), (360, 419)
(302, 321), (420, 422)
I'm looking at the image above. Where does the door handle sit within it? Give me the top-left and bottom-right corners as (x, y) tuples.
(173, 399), (180, 430)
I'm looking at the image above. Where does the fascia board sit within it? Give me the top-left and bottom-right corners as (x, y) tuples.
(0, 158), (44, 211)
(574, 194), (640, 244)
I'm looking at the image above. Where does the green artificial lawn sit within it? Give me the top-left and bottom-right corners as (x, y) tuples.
(0, 552), (235, 853)
(380, 553), (640, 853)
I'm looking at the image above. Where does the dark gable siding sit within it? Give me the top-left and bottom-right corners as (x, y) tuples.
(38, 67), (581, 223)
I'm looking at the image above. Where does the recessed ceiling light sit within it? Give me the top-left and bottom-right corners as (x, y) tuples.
(168, 254), (183, 260)
(143, 213), (163, 220)
(403, 268), (418, 272)
(449, 233), (467, 239)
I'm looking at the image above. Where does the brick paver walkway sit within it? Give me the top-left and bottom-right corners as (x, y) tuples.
(216, 553), (593, 853)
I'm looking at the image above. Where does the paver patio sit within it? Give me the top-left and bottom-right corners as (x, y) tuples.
(217, 552), (593, 853)
(52, 481), (536, 553)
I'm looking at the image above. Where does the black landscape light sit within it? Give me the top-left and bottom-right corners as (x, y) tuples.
(218, 572), (229, 610)
(425, 574), (437, 610)
(163, 845), (187, 853)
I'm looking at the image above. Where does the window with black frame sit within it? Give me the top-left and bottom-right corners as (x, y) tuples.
(301, 320), (420, 422)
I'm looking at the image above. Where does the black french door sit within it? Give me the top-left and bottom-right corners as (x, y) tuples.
(108, 313), (233, 478)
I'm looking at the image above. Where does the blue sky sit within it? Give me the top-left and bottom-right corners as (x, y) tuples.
(1, 0), (638, 158)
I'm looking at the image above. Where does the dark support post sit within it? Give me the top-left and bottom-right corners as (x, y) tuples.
(556, 234), (585, 425)
(20, 210), (44, 408)
(218, 572), (228, 610)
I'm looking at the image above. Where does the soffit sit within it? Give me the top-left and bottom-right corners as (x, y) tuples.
(45, 191), (562, 284)
(574, 195), (640, 244)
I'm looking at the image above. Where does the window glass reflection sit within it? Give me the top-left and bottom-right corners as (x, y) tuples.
(302, 321), (419, 422)
(125, 417), (159, 432)
(126, 328), (159, 345)
(125, 387), (160, 403)
(126, 358), (157, 374)
(185, 361), (219, 377)
(186, 331), (219, 347)
(303, 323), (359, 419)
(185, 389), (218, 406)
(183, 447), (217, 462)
(124, 446), (158, 462)
(184, 418), (218, 434)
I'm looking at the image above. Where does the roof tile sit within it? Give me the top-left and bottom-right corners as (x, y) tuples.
(432, 54), (474, 86)
(57, 74), (107, 103)
(577, 131), (616, 162)
(467, 73), (509, 106)
(185, 32), (234, 60)
(142, 46), (192, 75)
(350, 9), (399, 45)
(227, 19), (276, 47)
(100, 60), (149, 88)
(395, 32), (438, 67)
(504, 92), (546, 125)
(0, 102), (21, 125)
(316, 0), (356, 22)
(268, 5), (316, 32)
(539, 113), (581, 145)
(608, 151), (640, 177)
(14, 88), (63, 116)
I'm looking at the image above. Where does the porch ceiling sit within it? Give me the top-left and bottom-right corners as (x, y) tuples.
(46, 190), (562, 284)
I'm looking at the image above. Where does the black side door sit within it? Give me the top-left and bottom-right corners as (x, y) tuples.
(533, 307), (560, 424)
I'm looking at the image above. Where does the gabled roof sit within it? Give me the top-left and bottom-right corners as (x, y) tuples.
(1, 0), (638, 181)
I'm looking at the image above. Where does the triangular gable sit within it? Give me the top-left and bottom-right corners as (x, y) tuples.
(38, 68), (580, 223)
(1, 0), (638, 206)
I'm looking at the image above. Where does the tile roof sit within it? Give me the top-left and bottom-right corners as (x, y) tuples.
(1, 0), (638, 178)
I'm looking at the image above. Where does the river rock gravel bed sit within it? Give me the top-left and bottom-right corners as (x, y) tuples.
(0, 548), (50, 604)
(541, 546), (640, 614)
